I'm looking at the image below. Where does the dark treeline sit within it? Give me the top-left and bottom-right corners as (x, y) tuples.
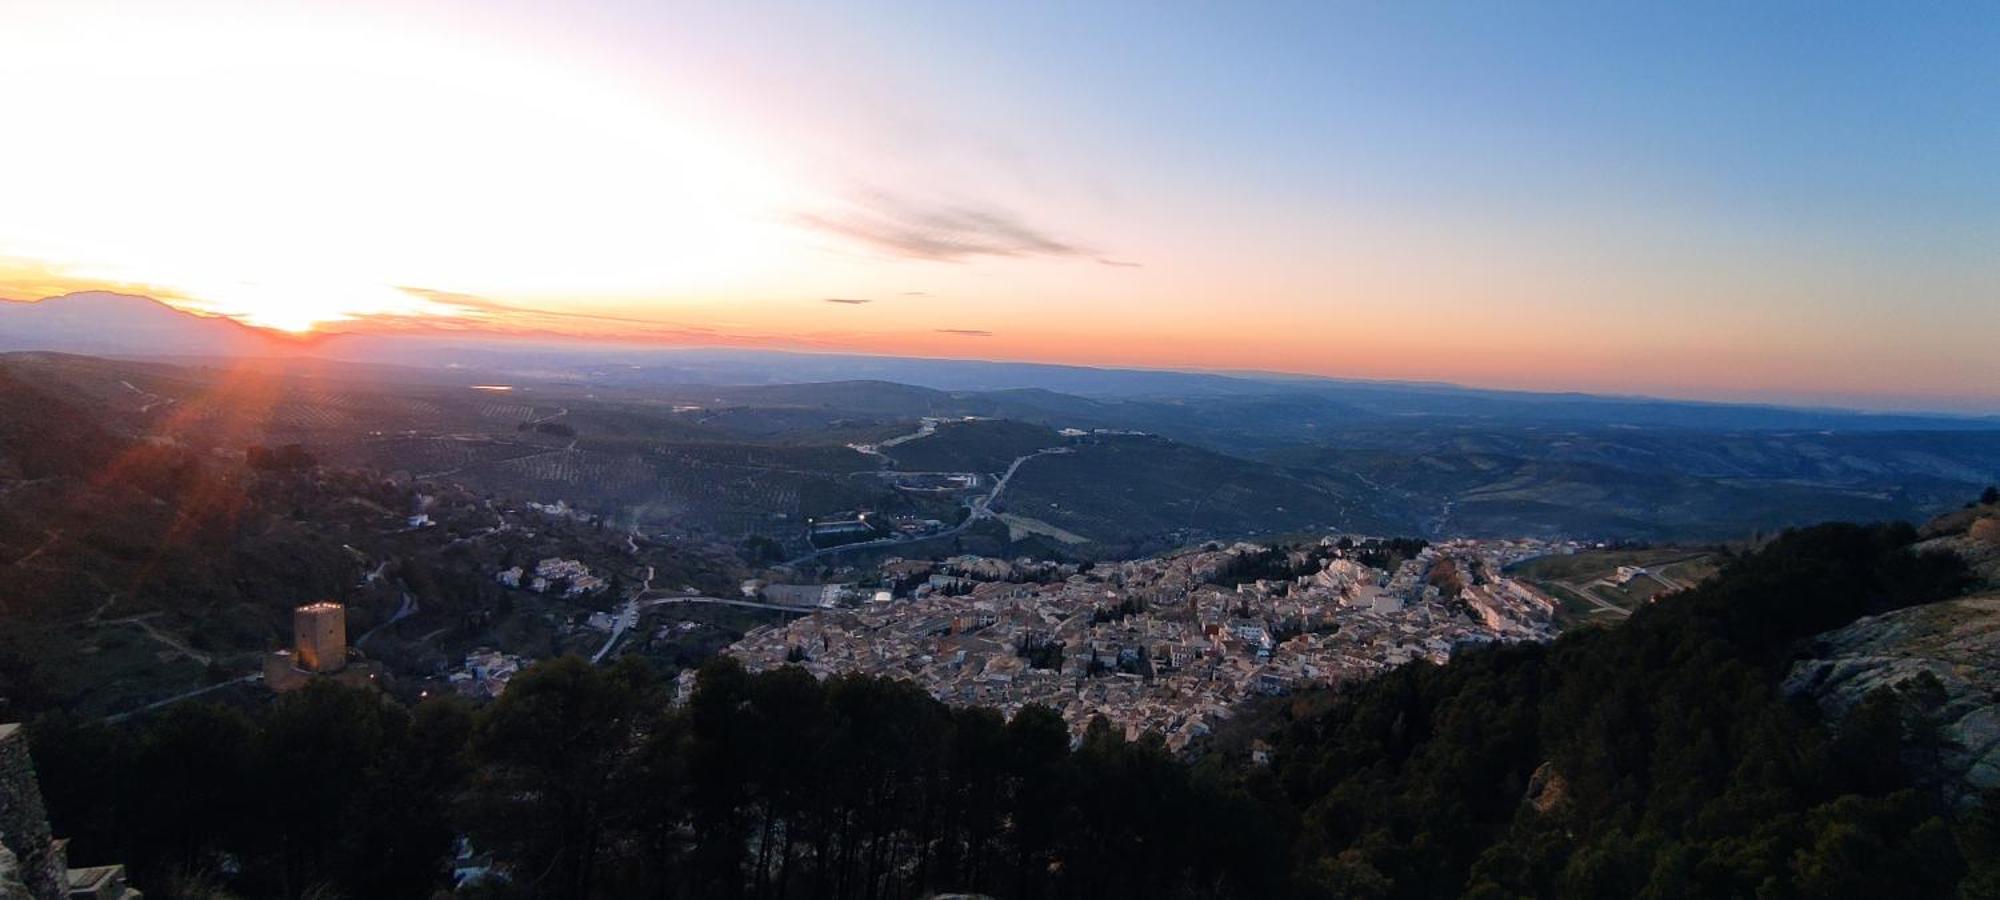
(1262, 521), (1999, 898)
(29, 656), (1281, 899)
(23, 521), (2000, 898)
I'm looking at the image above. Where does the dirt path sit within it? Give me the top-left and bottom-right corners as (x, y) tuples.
(110, 613), (215, 665)
(10, 529), (62, 567)
(104, 674), (259, 723)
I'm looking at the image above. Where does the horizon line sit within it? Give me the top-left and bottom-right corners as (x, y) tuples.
(7, 289), (2000, 420)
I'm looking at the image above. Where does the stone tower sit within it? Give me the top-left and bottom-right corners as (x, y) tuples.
(293, 602), (347, 673)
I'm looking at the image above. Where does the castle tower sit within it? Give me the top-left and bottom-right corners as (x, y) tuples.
(293, 602), (347, 673)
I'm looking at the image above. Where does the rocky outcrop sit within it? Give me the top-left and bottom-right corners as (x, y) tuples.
(0, 841), (29, 900)
(1784, 592), (2000, 798)
(1917, 500), (2000, 587)
(0, 725), (63, 900)
(1523, 761), (1571, 815)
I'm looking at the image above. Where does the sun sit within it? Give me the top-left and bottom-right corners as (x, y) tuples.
(236, 306), (327, 334)
(0, 4), (795, 339)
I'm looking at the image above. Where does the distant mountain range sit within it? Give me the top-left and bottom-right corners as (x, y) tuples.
(6, 290), (1998, 433)
(0, 291), (293, 357)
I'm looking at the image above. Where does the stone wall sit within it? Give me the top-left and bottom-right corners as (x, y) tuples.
(0, 725), (63, 900)
(0, 841), (32, 900)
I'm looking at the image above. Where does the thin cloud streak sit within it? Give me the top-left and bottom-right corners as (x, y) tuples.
(935, 328), (993, 337)
(797, 191), (1087, 262)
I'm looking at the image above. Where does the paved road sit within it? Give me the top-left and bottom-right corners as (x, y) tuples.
(355, 591), (417, 650)
(979, 447), (1065, 513)
(849, 417), (943, 461)
(1567, 583), (1634, 617)
(590, 598), (644, 664)
(591, 593), (816, 664)
(638, 594), (824, 614)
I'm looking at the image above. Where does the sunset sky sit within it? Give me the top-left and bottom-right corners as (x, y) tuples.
(1, 1), (1995, 410)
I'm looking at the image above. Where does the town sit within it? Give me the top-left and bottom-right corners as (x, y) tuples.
(723, 535), (1573, 750)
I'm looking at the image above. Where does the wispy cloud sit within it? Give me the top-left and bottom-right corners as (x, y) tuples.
(1095, 257), (1143, 268)
(822, 297), (873, 305)
(902, 290), (931, 297)
(798, 191), (1087, 262)
(936, 328), (993, 337)
(397, 287), (669, 328)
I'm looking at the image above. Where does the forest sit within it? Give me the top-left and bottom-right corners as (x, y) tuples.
(19, 520), (2000, 898)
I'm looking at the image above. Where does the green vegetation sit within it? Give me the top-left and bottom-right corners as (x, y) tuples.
(1267, 429), (2000, 542)
(20, 519), (1998, 898)
(0, 366), (745, 718)
(1509, 547), (1723, 626)
(12, 353), (2000, 556)
(1004, 435), (1381, 556)
(1260, 521), (1986, 898)
(1506, 546), (1696, 582)
(31, 660), (1282, 898)
(246, 443), (318, 472)
(883, 419), (1061, 473)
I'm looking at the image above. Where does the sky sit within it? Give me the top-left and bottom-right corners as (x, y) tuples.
(1, 1), (1996, 411)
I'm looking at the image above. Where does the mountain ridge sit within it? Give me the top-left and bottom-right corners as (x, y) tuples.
(7, 290), (1999, 426)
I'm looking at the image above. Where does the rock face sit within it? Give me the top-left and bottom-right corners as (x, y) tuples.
(1784, 593), (2000, 797)
(1523, 761), (1571, 815)
(0, 842), (29, 900)
(1918, 501), (2000, 586)
(0, 725), (64, 900)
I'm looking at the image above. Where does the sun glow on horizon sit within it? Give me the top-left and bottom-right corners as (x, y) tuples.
(172, 281), (467, 334)
(0, 2), (805, 335)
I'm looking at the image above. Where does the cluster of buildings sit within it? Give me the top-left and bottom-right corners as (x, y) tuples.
(806, 514), (879, 544)
(496, 557), (608, 597)
(726, 536), (1569, 751)
(524, 499), (593, 523)
(447, 648), (530, 699)
(808, 510), (953, 546)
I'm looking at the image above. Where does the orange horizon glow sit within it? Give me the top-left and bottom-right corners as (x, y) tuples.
(4, 277), (1994, 415)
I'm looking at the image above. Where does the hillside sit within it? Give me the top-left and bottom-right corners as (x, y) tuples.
(1268, 427), (2000, 540)
(0, 292), (287, 357)
(19, 509), (1999, 898)
(1000, 434), (1391, 554)
(1786, 592), (2000, 797)
(0, 367), (115, 480)
(0, 363), (748, 719)
(1246, 517), (1993, 898)
(4, 350), (1997, 552)
(882, 418), (1063, 474)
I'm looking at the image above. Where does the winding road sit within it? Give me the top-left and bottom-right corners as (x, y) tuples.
(355, 591), (417, 650)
